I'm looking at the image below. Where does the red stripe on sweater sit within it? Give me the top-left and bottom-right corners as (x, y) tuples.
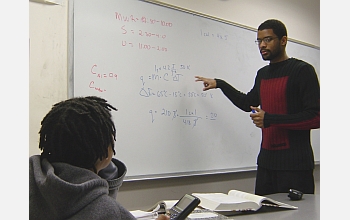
(274, 113), (320, 130)
(260, 77), (289, 150)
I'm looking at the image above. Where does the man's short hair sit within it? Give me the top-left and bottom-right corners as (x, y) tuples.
(258, 19), (287, 40)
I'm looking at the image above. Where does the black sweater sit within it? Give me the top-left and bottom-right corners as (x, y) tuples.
(216, 58), (320, 170)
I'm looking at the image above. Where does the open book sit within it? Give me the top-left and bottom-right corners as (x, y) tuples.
(192, 190), (298, 212)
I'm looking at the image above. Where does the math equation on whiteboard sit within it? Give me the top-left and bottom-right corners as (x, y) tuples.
(138, 63), (217, 128)
(149, 108), (217, 128)
(139, 63), (214, 99)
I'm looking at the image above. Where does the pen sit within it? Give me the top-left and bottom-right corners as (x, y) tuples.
(251, 109), (256, 113)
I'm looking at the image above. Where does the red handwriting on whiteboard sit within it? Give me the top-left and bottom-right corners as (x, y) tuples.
(116, 12), (171, 52)
(115, 12), (173, 27)
(88, 64), (118, 93)
(91, 64), (118, 80)
(121, 25), (167, 39)
(121, 40), (168, 52)
(89, 81), (106, 93)
(120, 25), (168, 51)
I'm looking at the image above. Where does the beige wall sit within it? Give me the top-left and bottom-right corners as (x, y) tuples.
(29, 0), (320, 211)
(29, 0), (68, 156)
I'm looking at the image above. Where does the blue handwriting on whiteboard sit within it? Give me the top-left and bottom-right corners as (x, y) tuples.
(149, 108), (217, 128)
(200, 29), (228, 41)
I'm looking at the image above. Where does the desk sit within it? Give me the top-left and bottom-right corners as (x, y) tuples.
(137, 193), (319, 219)
(216, 193), (320, 220)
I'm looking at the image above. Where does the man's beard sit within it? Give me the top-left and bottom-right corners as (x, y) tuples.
(261, 48), (282, 61)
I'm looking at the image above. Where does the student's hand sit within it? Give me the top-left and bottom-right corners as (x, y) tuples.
(250, 106), (265, 128)
(156, 214), (170, 220)
(195, 76), (217, 91)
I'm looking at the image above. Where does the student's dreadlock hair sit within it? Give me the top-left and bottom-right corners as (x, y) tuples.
(39, 96), (118, 172)
(258, 19), (287, 40)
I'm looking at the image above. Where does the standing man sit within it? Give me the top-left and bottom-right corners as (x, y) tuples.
(195, 19), (320, 195)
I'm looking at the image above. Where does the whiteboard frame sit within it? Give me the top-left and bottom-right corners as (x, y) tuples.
(67, 0), (320, 181)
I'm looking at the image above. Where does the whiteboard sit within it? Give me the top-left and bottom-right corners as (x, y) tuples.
(69, 0), (320, 180)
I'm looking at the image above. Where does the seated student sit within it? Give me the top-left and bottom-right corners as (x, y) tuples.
(29, 96), (169, 220)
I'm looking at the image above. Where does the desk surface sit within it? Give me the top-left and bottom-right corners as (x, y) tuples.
(222, 193), (320, 220)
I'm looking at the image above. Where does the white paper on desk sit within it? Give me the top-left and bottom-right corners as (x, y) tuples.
(188, 212), (218, 219)
(130, 210), (157, 219)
